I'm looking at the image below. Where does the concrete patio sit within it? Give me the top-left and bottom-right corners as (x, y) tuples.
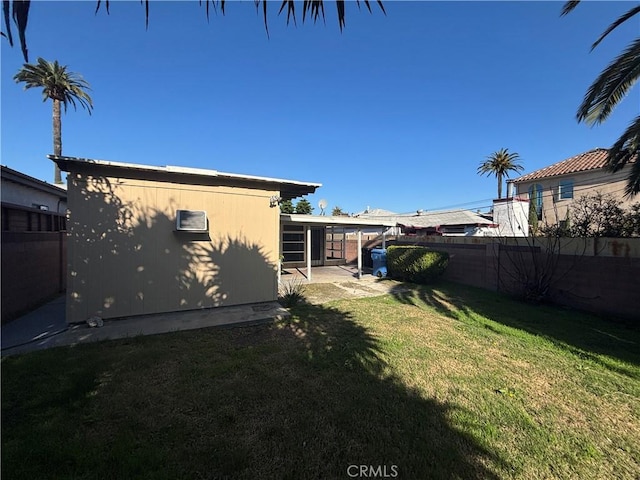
(281, 264), (374, 283)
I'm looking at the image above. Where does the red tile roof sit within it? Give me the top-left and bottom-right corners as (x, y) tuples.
(513, 148), (613, 183)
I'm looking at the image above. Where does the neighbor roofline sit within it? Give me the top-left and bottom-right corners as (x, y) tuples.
(1, 165), (67, 198)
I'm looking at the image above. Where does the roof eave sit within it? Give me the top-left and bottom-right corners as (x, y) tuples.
(48, 155), (321, 199)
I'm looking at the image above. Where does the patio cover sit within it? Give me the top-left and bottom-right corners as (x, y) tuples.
(280, 214), (397, 281)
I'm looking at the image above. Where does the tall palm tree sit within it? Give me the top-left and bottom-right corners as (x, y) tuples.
(14, 58), (93, 184)
(562, 1), (640, 196)
(477, 148), (524, 199)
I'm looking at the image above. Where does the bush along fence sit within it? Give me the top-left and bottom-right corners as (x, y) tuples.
(346, 236), (640, 320)
(387, 246), (449, 284)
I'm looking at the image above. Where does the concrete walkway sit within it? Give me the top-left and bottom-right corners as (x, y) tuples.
(1, 266), (400, 356)
(2, 298), (289, 356)
(1, 295), (67, 353)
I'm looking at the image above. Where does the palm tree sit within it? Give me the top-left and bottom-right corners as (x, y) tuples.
(3, 1), (385, 62)
(562, 2), (640, 196)
(14, 58), (93, 184)
(477, 148), (524, 199)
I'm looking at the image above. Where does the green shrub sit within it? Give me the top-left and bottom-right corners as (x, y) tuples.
(387, 246), (449, 284)
(278, 278), (306, 307)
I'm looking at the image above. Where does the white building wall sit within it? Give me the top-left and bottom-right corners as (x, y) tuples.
(493, 198), (529, 237)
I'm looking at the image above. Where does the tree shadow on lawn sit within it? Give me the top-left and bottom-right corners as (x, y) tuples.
(2, 300), (507, 480)
(387, 281), (640, 379)
(266, 301), (505, 479)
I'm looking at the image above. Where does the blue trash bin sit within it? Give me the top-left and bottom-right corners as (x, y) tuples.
(371, 248), (387, 278)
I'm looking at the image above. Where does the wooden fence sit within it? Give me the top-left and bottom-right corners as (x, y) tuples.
(1, 231), (66, 323)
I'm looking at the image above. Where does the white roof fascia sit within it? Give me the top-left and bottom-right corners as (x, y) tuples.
(281, 214), (396, 228)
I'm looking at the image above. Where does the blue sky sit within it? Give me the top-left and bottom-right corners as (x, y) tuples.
(2, 1), (638, 215)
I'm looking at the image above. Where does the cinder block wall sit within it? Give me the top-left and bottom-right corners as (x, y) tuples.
(345, 236), (640, 320)
(1, 232), (66, 323)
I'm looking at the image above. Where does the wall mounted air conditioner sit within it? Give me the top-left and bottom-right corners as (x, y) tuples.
(176, 210), (208, 232)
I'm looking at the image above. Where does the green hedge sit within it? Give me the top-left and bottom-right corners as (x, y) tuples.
(387, 246), (449, 284)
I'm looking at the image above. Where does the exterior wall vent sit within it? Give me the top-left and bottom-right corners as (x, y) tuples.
(176, 210), (208, 232)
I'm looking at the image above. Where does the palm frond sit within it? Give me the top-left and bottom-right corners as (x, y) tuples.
(278, 0), (297, 26)
(591, 5), (640, 51)
(337, 0), (345, 30)
(560, 1), (580, 17)
(143, 0), (149, 30)
(262, 0), (268, 36)
(12, 0), (29, 61)
(606, 115), (640, 196)
(94, 0), (109, 16)
(359, 0), (372, 14)
(578, 37), (640, 124)
(3, 0), (13, 46)
(7, 0), (384, 61)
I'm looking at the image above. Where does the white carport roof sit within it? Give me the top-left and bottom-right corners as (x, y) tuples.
(281, 214), (396, 228)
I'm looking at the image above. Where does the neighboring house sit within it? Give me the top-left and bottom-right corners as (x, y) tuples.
(395, 209), (498, 236)
(352, 208), (402, 235)
(51, 155), (320, 324)
(353, 206), (530, 237)
(508, 148), (637, 229)
(1, 166), (68, 322)
(1, 165), (67, 231)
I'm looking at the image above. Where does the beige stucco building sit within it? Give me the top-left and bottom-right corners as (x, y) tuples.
(508, 148), (637, 229)
(52, 155), (320, 324)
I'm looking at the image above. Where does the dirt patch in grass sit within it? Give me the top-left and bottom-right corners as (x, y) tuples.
(300, 282), (389, 304)
(299, 283), (354, 304)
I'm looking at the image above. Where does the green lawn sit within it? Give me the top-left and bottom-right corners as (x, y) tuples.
(2, 282), (639, 479)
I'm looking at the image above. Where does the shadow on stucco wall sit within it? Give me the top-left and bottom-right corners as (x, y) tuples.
(67, 174), (276, 322)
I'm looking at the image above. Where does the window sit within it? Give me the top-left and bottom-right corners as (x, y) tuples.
(325, 226), (345, 260)
(528, 184), (543, 218)
(281, 225), (305, 263)
(558, 179), (574, 200)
